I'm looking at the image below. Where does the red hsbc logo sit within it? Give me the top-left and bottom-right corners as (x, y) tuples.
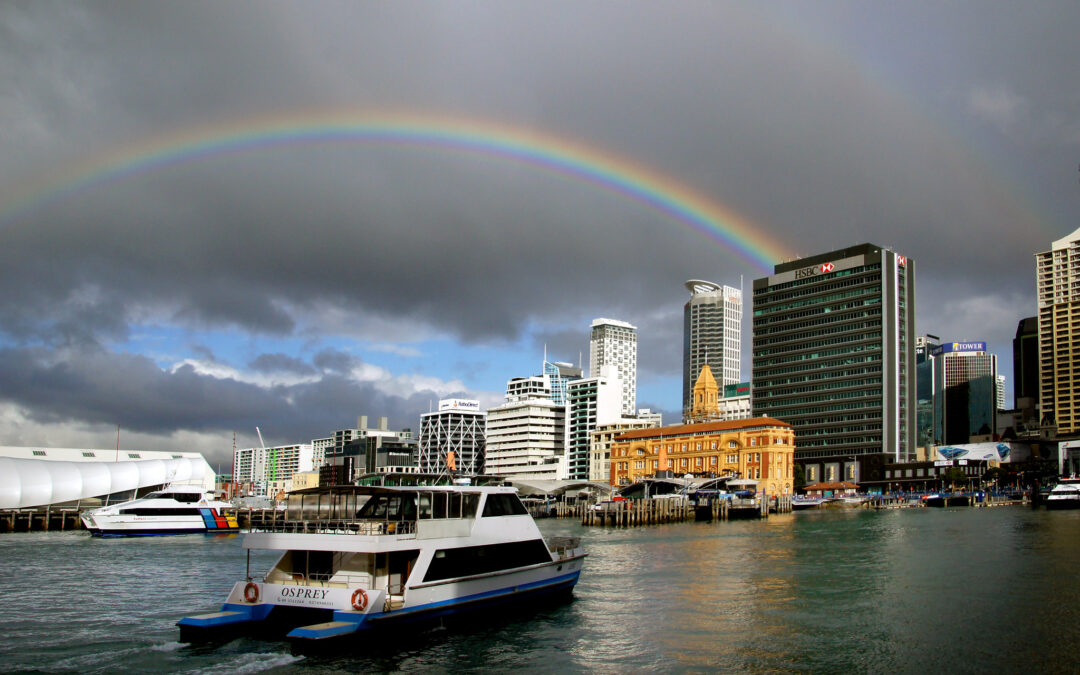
(820, 263), (835, 273)
(898, 256), (906, 267)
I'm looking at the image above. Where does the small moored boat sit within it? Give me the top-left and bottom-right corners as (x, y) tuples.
(791, 496), (825, 510)
(80, 485), (238, 536)
(177, 482), (586, 644)
(1045, 478), (1080, 510)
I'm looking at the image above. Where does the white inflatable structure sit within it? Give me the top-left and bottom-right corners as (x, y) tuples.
(0, 457), (214, 510)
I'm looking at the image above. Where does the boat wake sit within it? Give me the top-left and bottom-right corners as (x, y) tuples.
(184, 650), (304, 675)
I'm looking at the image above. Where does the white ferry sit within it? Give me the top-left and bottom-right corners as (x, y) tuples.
(81, 485), (239, 536)
(1045, 478), (1080, 510)
(177, 483), (586, 643)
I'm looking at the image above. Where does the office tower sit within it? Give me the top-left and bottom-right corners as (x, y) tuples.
(1036, 227), (1080, 434)
(566, 366), (624, 480)
(752, 243), (916, 463)
(930, 342), (998, 444)
(589, 318), (637, 416)
(996, 375), (1006, 412)
(683, 280), (742, 416)
(418, 399), (486, 475)
(1012, 317), (1039, 414)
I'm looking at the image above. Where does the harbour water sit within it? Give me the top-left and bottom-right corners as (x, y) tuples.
(3, 506), (1079, 674)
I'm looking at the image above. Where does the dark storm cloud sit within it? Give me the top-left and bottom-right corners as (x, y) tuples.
(1, 1), (1078, 440)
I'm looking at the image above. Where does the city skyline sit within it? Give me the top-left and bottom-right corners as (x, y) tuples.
(1, 3), (1078, 469)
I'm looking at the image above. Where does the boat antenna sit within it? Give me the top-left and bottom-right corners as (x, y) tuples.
(115, 424), (120, 462)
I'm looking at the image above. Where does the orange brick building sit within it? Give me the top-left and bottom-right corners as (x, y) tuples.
(609, 417), (795, 496)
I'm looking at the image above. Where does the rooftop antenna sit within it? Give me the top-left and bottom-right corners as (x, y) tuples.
(256, 426), (266, 451)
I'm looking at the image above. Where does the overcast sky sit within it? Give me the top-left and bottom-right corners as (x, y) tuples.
(1, 2), (1077, 470)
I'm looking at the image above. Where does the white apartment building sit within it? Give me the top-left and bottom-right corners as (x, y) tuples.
(418, 398), (486, 475)
(233, 443), (314, 498)
(589, 318), (638, 416)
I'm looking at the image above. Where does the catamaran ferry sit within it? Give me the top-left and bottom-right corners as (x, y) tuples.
(81, 485), (239, 536)
(177, 482), (586, 643)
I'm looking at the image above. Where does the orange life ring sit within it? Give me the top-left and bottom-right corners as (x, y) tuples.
(351, 588), (368, 611)
(243, 582), (259, 603)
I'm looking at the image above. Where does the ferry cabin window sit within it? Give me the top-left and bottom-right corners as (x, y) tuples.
(417, 492), (480, 519)
(423, 539), (552, 582)
(481, 494), (528, 517)
(159, 492), (201, 503)
(119, 507), (202, 516)
(357, 494), (417, 521)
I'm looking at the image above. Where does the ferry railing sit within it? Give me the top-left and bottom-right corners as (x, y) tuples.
(251, 518), (418, 536)
(283, 571), (372, 588)
(546, 536), (582, 558)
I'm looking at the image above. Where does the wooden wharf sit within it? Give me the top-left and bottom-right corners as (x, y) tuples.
(575, 495), (793, 527)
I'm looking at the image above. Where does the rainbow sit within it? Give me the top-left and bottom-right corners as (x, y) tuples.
(0, 110), (792, 272)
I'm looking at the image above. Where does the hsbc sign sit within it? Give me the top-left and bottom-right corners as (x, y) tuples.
(795, 262), (835, 279)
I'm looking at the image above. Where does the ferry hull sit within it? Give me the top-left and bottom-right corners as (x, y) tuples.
(178, 563), (583, 644)
(81, 510), (239, 537)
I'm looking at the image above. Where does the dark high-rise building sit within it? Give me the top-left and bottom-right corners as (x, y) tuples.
(752, 243), (916, 463)
(1013, 317), (1039, 413)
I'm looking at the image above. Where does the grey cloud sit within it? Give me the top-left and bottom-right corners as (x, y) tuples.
(248, 353), (316, 376)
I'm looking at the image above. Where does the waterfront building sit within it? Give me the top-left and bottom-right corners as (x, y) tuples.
(929, 342), (998, 445)
(566, 366), (625, 480)
(233, 443), (314, 498)
(1012, 316), (1039, 418)
(1036, 226), (1080, 435)
(589, 318), (638, 416)
(751, 243), (916, 464)
(418, 398), (486, 476)
(608, 417), (795, 496)
(589, 415), (663, 483)
(683, 280), (742, 417)
(0, 446), (216, 509)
